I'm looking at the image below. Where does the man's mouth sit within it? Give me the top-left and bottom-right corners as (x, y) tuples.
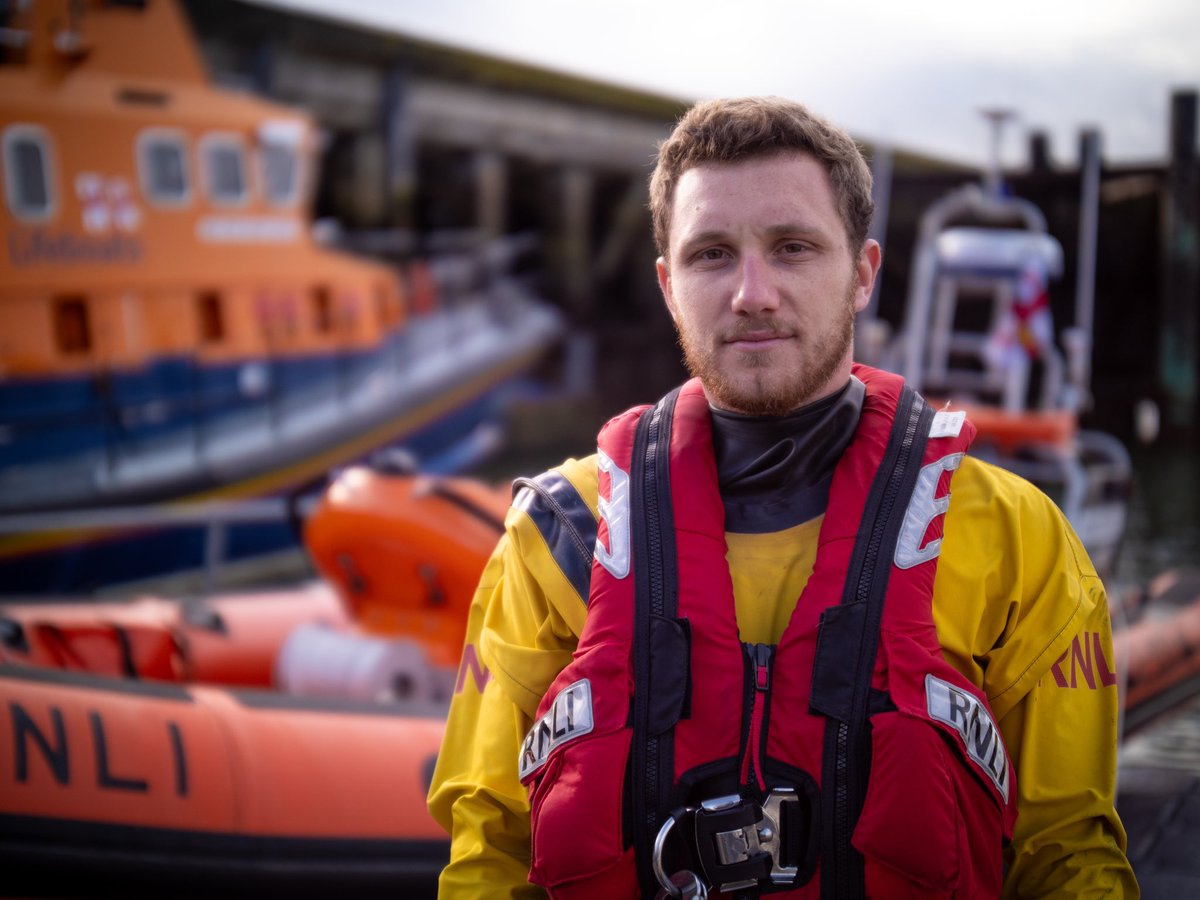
(726, 328), (792, 349)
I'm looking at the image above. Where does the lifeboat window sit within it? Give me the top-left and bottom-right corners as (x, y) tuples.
(3, 125), (55, 221)
(137, 129), (190, 206)
(313, 286), (335, 334)
(53, 296), (91, 355)
(260, 140), (298, 206)
(201, 134), (248, 206)
(197, 291), (225, 344)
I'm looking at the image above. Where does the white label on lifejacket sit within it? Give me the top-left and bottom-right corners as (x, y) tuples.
(894, 452), (963, 569)
(595, 449), (631, 579)
(925, 674), (1011, 803)
(930, 409), (966, 439)
(518, 678), (595, 781)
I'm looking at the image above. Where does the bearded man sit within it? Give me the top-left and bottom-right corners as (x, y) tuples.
(428, 96), (1137, 899)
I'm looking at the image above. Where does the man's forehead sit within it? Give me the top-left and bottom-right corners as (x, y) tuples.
(669, 153), (842, 240)
(680, 148), (827, 179)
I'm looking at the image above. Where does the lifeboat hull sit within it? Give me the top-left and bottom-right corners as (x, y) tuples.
(0, 663), (448, 895)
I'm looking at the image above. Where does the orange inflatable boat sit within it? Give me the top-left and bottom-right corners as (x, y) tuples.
(0, 465), (509, 897)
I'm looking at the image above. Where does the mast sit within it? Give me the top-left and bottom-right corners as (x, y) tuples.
(978, 107), (1016, 197)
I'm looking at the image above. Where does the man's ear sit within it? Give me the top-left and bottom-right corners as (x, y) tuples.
(853, 240), (882, 313)
(657, 256), (678, 322)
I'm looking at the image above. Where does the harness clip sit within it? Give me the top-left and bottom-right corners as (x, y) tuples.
(653, 788), (804, 895)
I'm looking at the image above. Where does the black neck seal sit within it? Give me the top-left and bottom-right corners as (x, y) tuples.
(710, 376), (865, 533)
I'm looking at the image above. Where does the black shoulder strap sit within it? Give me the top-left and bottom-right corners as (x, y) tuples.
(512, 470), (597, 605)
(812, 385), (934, 899)
(628, 387), (692, 897)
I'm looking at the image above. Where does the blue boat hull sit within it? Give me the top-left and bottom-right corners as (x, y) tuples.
(0, 385), (515, 595)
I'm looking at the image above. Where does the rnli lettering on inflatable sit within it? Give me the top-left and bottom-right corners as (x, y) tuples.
(10, 689), (189, 796)
(11, 696), (187, 792)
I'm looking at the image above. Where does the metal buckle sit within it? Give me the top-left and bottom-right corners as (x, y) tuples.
(652, 788), (804, 896)
(697, 795), (764, 892)
(760, 788), (801, 885)
(698, 789), (802, 892)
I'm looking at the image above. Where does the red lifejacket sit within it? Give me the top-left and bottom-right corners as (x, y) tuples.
(519, 365), (1017, 899)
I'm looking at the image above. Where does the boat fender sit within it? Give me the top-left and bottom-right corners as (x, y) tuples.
(275, 622), (453, 705)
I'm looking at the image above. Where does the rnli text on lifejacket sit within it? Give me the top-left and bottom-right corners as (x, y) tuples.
(924, 675), (1010, 802)
(518, 678), (594, 780)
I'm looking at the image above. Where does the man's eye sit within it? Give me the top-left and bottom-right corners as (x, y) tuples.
(698, 247), (726, 261)
(780, 242), (807, 254)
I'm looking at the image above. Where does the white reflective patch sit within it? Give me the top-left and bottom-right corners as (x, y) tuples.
(519, 678), (595, 781)
(894, 453), (963, 569)
(925, 674), (1010, 802)
(595, 449), (631, 579)
(930, 409), (966, 438)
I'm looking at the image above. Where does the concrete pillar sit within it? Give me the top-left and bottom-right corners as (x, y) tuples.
(560, 165), (595, 395)
(382, 65), (416, 231)
(857, 144), (893, 366)
(560, 165), (593, 319)
(351, 132), (387, 226)
(475, 149), (507, 243)
(248, 38), (275, 95)
(1160, 90), (1199, 433)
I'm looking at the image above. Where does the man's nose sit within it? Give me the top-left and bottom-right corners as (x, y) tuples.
(731, 254), (780, 315)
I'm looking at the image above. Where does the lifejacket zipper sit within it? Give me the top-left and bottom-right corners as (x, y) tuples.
(741, 642), (773, 793)
(643, 401), (665, 867)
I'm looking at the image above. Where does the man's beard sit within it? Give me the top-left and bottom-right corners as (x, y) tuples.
(676, 282), (857, 417)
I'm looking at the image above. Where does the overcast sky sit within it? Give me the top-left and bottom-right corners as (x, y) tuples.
(257, 0), (1198, 169)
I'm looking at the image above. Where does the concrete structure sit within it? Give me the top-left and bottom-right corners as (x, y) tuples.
(181, 2), (1196, 440)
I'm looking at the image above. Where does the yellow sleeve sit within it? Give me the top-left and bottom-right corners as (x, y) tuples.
(426, 538), (544, 899)
(427, 458), (597, 899)
(935, 457), (1138, 898)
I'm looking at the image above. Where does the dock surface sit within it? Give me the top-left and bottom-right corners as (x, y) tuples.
(1118, 690), (1200, 897)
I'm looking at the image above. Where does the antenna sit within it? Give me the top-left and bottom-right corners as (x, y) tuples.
(978, 108), (1016, 197)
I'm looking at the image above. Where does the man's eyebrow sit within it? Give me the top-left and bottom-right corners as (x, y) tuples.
(763, 222), (828, 239)
(677, 229), (729, 251)
(677, 223), (829, 251)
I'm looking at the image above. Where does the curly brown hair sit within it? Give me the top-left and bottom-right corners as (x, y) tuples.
(649, 96), (874, 259)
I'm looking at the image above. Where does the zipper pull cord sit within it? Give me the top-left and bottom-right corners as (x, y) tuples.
(743, 642), (774, 792)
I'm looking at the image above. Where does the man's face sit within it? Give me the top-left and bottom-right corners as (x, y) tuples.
(657, 153), (880, 416)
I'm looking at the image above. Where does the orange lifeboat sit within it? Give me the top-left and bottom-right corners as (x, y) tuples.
(0, 463), (509, 895)
(1114, 570), (1200, 732)
(939, 400), (1078, 456)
